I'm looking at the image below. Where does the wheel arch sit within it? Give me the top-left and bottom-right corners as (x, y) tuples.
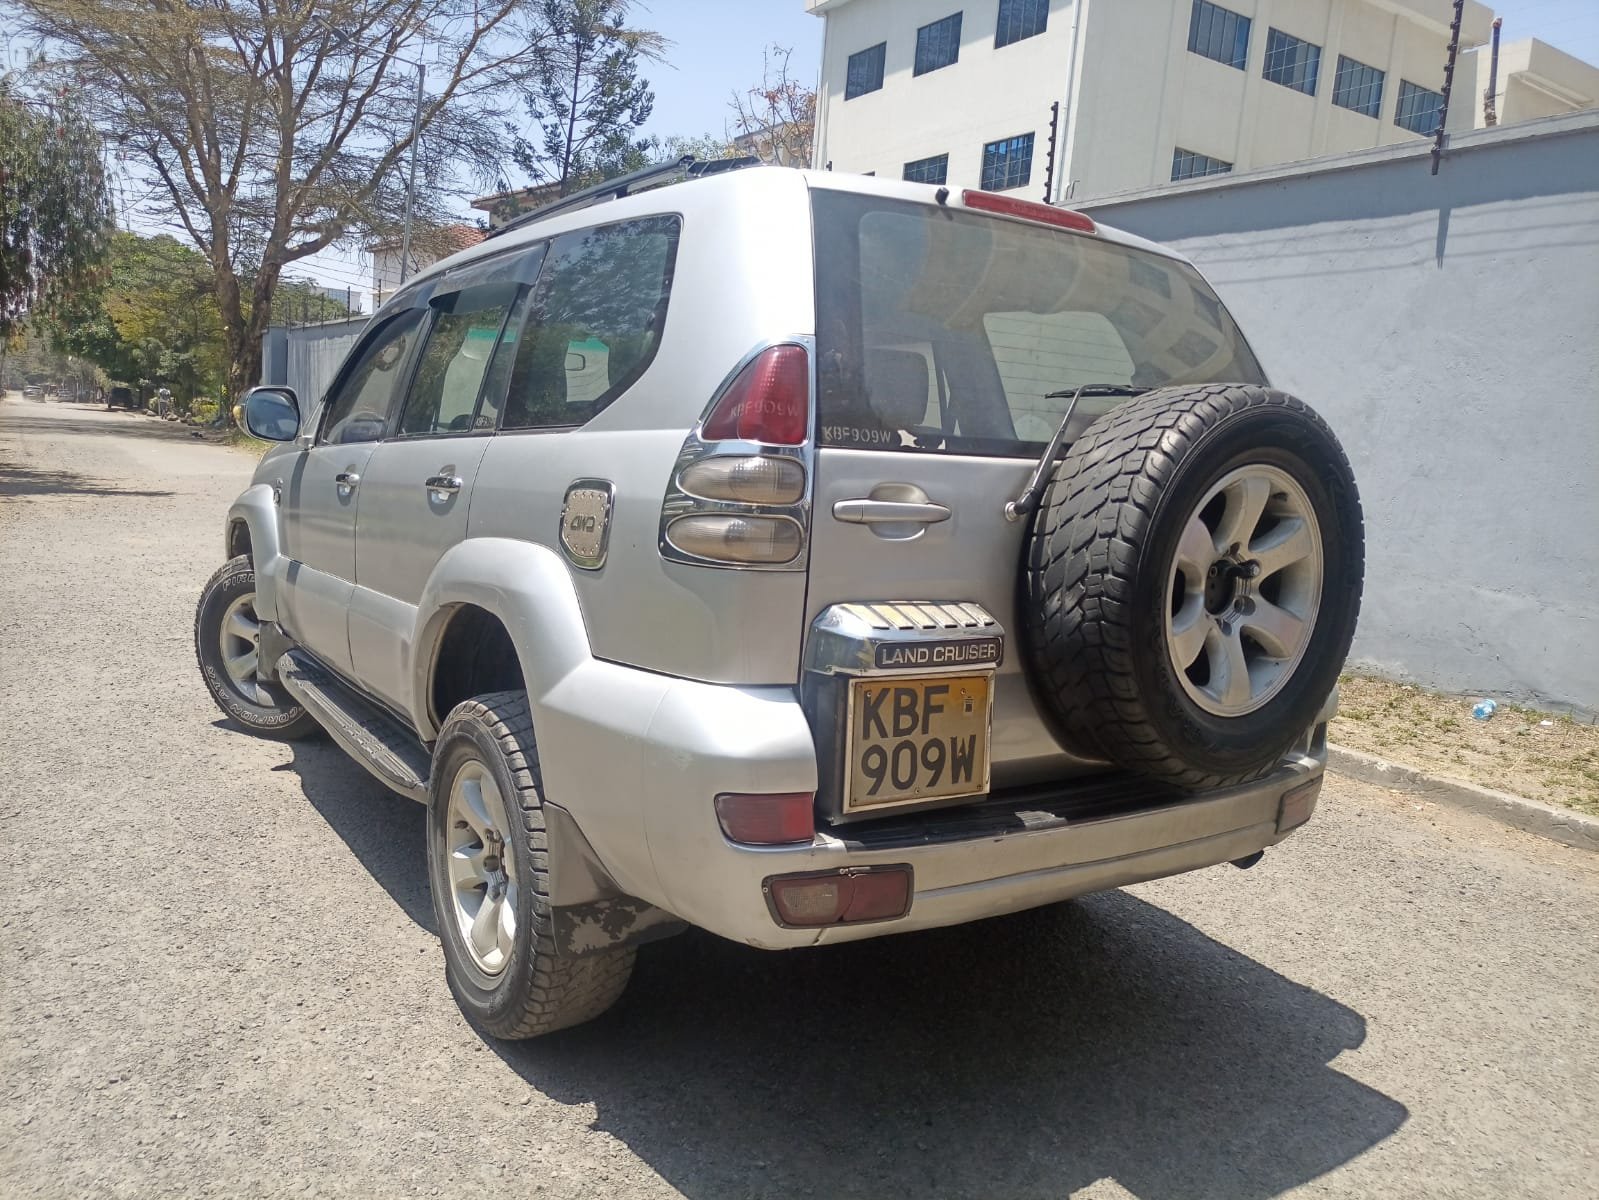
(410, 537), (594, 743)
(225, 485), (284, 620)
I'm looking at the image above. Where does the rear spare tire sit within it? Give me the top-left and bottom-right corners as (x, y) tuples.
(1023, 384), (1363, 790)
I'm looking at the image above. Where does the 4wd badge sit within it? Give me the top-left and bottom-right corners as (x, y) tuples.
(559, 480), (614, 570)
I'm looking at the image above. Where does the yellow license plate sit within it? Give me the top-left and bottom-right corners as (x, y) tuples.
(846, 673), (992, 811)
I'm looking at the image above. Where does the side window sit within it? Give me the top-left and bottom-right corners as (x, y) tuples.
(396, 282), (519, 437)
(320, 310), (427, 445)
(502, 215), (680, 431)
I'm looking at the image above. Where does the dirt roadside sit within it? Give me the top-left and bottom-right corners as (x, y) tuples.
(1333, 675), (1599, 816)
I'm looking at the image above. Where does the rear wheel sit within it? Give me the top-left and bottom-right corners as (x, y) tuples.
(194, 556), (318, 740)
(1023, 384), (1363, 789)
(427, 691), (635, 1039)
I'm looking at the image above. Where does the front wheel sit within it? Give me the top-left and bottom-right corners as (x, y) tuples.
(193, 556), (319, 740)
(427, 691), (635, 1039)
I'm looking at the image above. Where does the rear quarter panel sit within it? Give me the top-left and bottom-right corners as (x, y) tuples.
(468, 169), (818, 685)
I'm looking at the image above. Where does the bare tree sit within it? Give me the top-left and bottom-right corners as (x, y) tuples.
(728, 45), (815, 169)
(12, 0), (557, 401)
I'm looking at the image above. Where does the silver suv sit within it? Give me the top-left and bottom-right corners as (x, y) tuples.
(197, 161), (1363, 1039)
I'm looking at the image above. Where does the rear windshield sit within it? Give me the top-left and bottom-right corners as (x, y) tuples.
(812, 191), (1265, 456)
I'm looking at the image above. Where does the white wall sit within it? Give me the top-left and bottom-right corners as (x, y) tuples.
(1081, 113), (1599, 715)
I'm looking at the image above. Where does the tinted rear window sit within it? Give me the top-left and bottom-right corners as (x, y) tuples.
(812, 192), (1265, 456)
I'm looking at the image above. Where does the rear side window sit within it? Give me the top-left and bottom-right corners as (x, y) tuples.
(811, 191), (1265, 457)
(502, 215), (680, 431)
(397, 282), (519, 436)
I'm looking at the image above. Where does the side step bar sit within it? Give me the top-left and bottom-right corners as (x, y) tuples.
(276, 650), (431, 803)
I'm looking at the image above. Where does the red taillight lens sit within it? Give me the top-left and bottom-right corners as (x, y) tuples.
(700, 344), (811, 445)
(959, 189), (1097, 234)
(765, 866), (913, 927)
(716, 792), (816, 845)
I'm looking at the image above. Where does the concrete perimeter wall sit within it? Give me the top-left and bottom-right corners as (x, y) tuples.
(1082, 111), (1599, 716)
(259, 318), (367, 413)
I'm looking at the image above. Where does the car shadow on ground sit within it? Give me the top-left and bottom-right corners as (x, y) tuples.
(0, 460), (176, 499)
(281, 736), (1407, 1200)
(0, 408), (211, 445)
(274, 734), (435, 932)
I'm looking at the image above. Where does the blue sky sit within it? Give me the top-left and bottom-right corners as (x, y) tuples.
(635, 0), (823, 141)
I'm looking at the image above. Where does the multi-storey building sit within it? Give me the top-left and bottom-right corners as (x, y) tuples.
(808, 0), (1593, 201)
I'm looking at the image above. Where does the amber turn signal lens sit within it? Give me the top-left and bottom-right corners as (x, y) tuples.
(679, 456), (806, 505)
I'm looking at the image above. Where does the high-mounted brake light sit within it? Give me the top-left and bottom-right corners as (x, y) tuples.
(960, 189), (1097, 235)
(700, 344), (811, 445)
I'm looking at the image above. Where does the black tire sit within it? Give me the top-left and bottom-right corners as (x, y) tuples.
(427, 691), (635, 1039)
(193, 556), (320, 740)
(1023, 384), (1363, 790)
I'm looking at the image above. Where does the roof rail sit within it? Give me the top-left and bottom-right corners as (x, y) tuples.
(484, 155), (762, 240)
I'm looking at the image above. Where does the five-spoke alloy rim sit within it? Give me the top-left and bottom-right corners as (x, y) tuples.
(218, 593), (274, 706)
(445, 762), (519, 976)
(1165, 464), (1323, 718)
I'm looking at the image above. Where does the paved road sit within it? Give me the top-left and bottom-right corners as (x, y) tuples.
(2, 394), (1596, 1200)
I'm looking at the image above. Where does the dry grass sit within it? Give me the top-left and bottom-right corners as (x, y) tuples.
(1332, 675), (1599, 816)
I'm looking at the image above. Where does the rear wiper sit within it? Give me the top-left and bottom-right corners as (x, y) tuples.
(1003, 385), (1150, 522)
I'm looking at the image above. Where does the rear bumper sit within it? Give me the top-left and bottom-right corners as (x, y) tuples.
(535, 642), (1333, 951)
(653, 756), (1322, 949)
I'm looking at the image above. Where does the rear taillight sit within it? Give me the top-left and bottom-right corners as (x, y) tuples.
(716, 792), (816, 845)
(700, 344), (810, 444)
(960, 189), (1097, 234)
(764, 866), (913, 927)
(658, 341), (814, 571)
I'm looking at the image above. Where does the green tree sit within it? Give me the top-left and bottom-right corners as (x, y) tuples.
(511, 0), (663, 197)
(11, 0), (563, 403)
(0, 78), (114, 340)
(46, 230), (226, 409)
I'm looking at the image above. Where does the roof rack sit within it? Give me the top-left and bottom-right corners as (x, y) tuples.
(484, 155), (762, 240)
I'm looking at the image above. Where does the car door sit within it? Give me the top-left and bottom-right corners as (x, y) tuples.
(348, 268), (536, 711)
(278, 306), (428, 679)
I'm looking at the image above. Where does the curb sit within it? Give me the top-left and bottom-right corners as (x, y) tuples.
(1327, 744), (1599, 852)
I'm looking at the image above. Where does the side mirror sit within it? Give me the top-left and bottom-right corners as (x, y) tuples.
(240, 386), (301, 442)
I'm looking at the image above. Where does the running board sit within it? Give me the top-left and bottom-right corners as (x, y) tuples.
(276, 650), (431, 803)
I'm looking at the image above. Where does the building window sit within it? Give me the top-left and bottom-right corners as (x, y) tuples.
(995, 0), (1048, 48)
(1332, 55), (1385, 117)
(914, 12), (963, 76)
(1394, 80), (1445, 134)
(1171, 147), (1232, 181)
(845, 42), (886, 100)
(981, 133), (1034, 191)
(1262, 28), (1320, 96)
(1188, 0), (1251, 71)
(903, 154), (949, 185)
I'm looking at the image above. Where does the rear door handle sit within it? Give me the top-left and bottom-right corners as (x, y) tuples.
(335, 471), (360, 489)
(833, 498), (951, 525)
(424, 474), (463, 495)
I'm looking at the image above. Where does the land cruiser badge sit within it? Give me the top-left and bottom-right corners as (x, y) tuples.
(559, 480), (614, 570)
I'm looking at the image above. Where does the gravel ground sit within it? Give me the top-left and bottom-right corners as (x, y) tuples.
(2, 394), (1597, 1200)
